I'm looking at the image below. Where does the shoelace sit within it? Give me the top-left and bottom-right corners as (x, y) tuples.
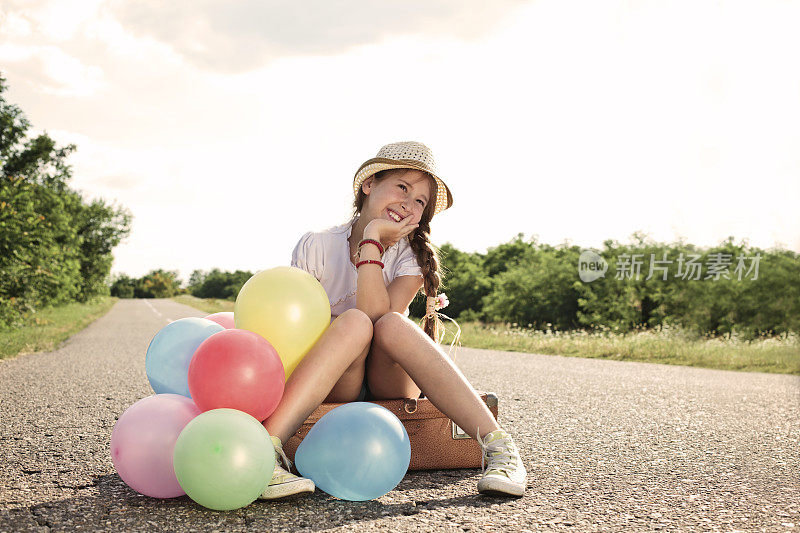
(272, 469), (293, 483)
(274, 442), (293, 471)
(477, 426), (520, 477)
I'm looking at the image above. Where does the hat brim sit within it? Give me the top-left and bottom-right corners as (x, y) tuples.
(353, 158), (453, 216)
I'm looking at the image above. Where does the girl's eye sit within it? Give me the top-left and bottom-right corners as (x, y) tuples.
(399, 184), (425, 207)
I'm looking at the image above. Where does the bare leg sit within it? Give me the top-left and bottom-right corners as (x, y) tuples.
(369, 312), (499, 440)
(263, 309), (373, 443)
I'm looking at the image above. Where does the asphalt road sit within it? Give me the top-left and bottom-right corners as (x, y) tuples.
(0, 298), (798, 532)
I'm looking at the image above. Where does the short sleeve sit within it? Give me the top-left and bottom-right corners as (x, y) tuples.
(291, 232), (322, 281)
(393, 245), (423, 279)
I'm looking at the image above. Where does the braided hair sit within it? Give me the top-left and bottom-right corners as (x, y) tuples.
(351, 168), (446, 343)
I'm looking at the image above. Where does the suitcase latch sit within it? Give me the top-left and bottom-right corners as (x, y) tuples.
(451, 421), (471, 440)
(403, 398), (418, 414)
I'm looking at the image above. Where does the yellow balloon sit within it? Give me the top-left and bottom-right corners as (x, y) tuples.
(234, 267), (330, 379)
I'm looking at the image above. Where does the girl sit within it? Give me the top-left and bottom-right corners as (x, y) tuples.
(259, 141), (527, 499)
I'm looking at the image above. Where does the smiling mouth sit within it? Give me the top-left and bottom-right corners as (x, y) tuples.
(387, 209), (404, 222)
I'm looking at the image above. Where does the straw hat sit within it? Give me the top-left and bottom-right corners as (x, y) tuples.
(353, 141), (453, 217)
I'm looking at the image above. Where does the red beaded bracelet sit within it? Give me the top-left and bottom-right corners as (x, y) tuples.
(355, 259), (385, 269)
(358, 238), (384, 255)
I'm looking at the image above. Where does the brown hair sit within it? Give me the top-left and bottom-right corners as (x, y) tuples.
(351, 168), (446, 342)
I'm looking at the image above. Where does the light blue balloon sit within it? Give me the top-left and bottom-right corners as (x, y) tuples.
(295, 402), (411, 501)
(145, 317), (224, 397)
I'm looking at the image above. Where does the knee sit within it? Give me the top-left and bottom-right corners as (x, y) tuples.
(328, 309), (373, 370)
(373, 311), (406, 349)
(334, 308), (374, 342)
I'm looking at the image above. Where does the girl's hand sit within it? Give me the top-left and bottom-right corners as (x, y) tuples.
(364, 216), (419, 250)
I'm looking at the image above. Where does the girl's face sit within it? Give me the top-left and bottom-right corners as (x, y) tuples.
(362, 169), (433, 226)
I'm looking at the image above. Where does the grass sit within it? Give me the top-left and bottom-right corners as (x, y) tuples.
(172, 296), (800, 376)
(172, 294), (234, 314)
(436, 320), (800, 376)
(0, 297), (117, 360)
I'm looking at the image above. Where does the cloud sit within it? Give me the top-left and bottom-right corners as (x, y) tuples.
(0, 44), (106, 96)
(108, 0), (526, 72)
(0, 0), (105, 41)
(0, 9), (33, 37)
(0, 1), (108, 97)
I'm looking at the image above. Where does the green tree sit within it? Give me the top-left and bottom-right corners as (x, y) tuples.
(0, 74), (131, 325)
(483, 245), (581, 330)
(135, 270), (181, 298)
(74, 199), (132, 300)
(187, 269), (206, 293)
(0, 177), (82, 322)
(482, 233), (533, 277)
(441, 243), (491, 320)
(191, 268), (253, 300)
(734, 248), (800, 337)
(419, 231), (799, 339)
(575, 235), (684, 334)
(110, 273), (136, 298)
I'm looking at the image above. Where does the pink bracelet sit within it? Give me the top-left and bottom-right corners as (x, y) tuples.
(358, 239), (385, 255)
(355, 259), (385, 269)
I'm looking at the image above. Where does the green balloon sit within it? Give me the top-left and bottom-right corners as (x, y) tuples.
(173, 409), (275, 510)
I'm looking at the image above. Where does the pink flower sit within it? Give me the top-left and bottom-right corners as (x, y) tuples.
(435, 293), (449, 310)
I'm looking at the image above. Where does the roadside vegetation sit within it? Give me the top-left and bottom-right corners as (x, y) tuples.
(451, 321), (799, 375)
(172, 294), (234, 314)
(0, 297), (116, 360)
(0, 76), (130, 331)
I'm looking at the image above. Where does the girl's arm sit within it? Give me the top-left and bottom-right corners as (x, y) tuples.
(355, 226), (391, 323)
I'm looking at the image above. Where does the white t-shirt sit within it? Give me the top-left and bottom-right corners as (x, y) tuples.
(290, 216), (423, 323)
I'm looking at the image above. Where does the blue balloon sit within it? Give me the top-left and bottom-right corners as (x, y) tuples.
(145, 318), (224, 397)
(295, 402), (411, 501)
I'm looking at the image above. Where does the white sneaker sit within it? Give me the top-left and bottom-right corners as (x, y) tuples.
(258, 435), (315, 500)
(476, 428), (527, 497)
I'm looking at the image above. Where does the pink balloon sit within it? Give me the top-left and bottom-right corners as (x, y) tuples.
(110, 394), (201, 498)
(204, 312), (235, 329)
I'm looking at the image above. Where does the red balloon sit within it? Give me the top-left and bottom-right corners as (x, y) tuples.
(188, 329), (285, 421)
(204, 312), (235, 329)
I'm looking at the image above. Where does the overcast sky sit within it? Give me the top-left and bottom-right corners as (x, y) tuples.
(2, 0), (798, 282)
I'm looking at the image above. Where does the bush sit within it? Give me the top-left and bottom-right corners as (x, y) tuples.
(134, 270), (181, 298)
(188, 269), (253, 300)
(110, 274), (135, 298)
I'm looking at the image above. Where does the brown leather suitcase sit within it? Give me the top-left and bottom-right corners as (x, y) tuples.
(282, 392), (499, 470)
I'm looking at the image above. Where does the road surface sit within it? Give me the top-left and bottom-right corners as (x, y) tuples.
(1, 299), (798, 531)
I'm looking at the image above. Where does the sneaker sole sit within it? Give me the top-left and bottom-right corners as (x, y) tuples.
(477, 477), (525, 497)
(258, 479), (316, 500)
